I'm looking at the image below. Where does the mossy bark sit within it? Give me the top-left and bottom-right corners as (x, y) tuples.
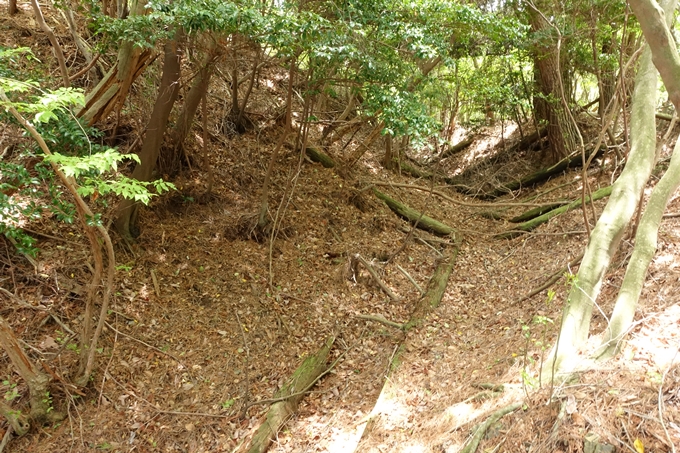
(305, 146), (335, 168)
(373, 188), (455, 236)
(245, 337), (334, 453)
(496, 186), (612, 239)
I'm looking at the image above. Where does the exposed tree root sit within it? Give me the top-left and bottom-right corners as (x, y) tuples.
(242, 337), (334, 453)
(373, 188), (455, 237)
(495, 186), (612, 239)
(483, 147), (604, 198)
(355, 245), (460, 451)
(460, 402), (523, 453)
(305, 146), (336, 168)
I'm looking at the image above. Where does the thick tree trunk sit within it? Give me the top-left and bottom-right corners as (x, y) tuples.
(115, 34), (182, 239)
(78, 0), (150, 125)
(528, 4), (578, 162)
(547, 39), (660, 377)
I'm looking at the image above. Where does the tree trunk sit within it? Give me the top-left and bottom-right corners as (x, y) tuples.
(382, 134), (396, 169)
(528, 3), (578, 162)
(629, 0), (680, 112)
(115, 34), (183, 239)
(596, 0), (680, 359)
(257, 62), (295, 228)
(547, 38), (660, 377)
(9, 0), (17, 15)
(170, 38), (219, 166)
(0, 315), (57, 425)
(78, 0), (151, 125)
(598, 135), (680, 358)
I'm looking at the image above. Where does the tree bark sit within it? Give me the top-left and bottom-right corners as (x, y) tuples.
(9, 0), (17, 15)
(115, 33), (183, 239)
(78, 0), (151, 125)
(528, 2), (578, 162)
(629, 0), (680, 112)
(596, 0), (680, 359)
(244, 337), (334, 453)
(170, 37), (219, 160)
(373, 188), (455, 236)
(547, 35), (661, 377)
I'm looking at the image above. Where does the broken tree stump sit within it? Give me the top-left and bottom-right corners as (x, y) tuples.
(244, 337), (334, 453)
(372, 188), (455, 237)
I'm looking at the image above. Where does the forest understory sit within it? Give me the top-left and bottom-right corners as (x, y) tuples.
(1, 3), (680, 453)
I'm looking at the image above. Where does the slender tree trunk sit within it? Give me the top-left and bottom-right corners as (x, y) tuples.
(382, 134), (395, 169)
(547, 36), (660, 377)
(170, 38), (219, 160)
(115, 33), (183, 239)
(0, 315), (56, 425)
(30, 0), (70, 88)
(598, 134), (680, 358)
(9, 0), (17, 15)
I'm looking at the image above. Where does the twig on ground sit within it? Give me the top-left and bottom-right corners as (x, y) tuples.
(150, 269), (160, 298)
(0, 425), (13, 453)
(353, 254), (402, 302)
(356, 314), (405, 330)
(103, 321), (185, 366)
(396, 264), (425, 295)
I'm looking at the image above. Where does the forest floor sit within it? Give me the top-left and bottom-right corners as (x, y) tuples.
(1, 5), (680, 453)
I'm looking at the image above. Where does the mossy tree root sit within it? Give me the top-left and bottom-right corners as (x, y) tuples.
(245, 337), (334, 453)
(496, 186), (613, 239)
(372, 188), (455, 237)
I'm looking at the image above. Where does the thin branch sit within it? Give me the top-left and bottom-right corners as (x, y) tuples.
(353, 254), (401, 302)
(396, 264), (425, 295)
(356, 314), (405, 330)
(103, 321), (185, 367)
